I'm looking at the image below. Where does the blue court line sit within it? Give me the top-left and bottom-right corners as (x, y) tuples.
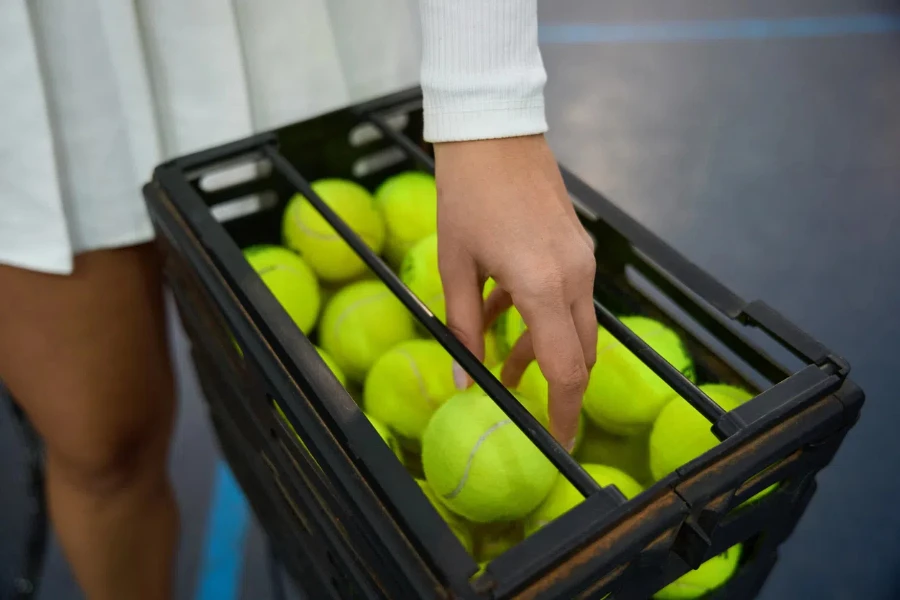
(539, 14), (900, 44)
(194, 461), (250, 600)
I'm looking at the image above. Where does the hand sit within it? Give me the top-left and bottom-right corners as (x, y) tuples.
(434, 134), (597, 451)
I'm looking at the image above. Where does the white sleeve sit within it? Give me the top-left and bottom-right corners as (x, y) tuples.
(418, 0), (548, 143)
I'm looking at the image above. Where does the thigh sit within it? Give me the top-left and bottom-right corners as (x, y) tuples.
(0, 244), (175, 476)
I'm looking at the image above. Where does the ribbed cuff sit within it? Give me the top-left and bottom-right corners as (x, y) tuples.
(424, 101), (547, 142)
(419, 0), (548, 143)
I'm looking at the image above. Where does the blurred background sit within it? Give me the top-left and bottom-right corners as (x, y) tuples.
(2, 0), (899, 598)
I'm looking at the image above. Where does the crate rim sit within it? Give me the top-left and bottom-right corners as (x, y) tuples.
(144, 87), (865, 599)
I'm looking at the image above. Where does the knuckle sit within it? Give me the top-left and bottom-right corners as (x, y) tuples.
(446, 321), (469, 343)
(568, 245), (596, 278)
(584, 349), (598, 371)
(519, 261), (566, 300)
(581, 229), (597, 253)
(549, 362), (590, 396)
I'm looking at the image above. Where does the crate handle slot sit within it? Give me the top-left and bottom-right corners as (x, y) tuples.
(210, 191), (279, 223)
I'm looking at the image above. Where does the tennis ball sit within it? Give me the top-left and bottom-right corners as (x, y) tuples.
(319, 280), (416, 382)
(400, 233), (444, 319)
(483, 330), (501, 368)
(493, 306), (526, 359)
(374, 171), (437, 268)
(363, 339), (457, 446)
(583, 316), (694, 435)
(576, 419), (652, 485)
(473, 562), (490, 580)
(474, 521), (523, 563)
(460, 363), (583, 451)
(524, 463), (643, 535)
(282, 178), (385, 283)
(422, 390), (558, 523)
(515, 361), (585, 451)
(366, 413), (405, 463)
(243, 245), (320, 334)
(312, 346), (347, 387)
(648, 384), (777, 503)
(274, 406), (404, 464)
(400, 233), (498, 326)
(649, 384), (753, 481)
(654, 545), (742, 599)
(416, 479), (475, 553)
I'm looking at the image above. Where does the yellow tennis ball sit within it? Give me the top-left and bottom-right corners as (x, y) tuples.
(282, 178), (385, 283)
(319, 280), (416, 382)
(314, 346), (347, 387)
(483, 330), (501, 368)
(460, 363), (583, 450)
(576, 419), (652, 485)
(583, 316), (695, 435)
(422, 391), (558, 523)
(474, 521), (523, 563)
(363, 339), (457, 446)
(400, 233), (444, 319)
(374, 171), (437, 268)
(275, 405), (403, 465)
(649, 384), (752, 481)
(243, 245), (321, 334)
(400, 233), (498, 326)
(524, 463), (644, 536)
(415, 479), (475, 553)
(493, 306), (527, 359)
(473, 562), (490, 579)
(515, 361), (585, 451)
(366, 412), (405, 463)
(654, 545), (742, 599)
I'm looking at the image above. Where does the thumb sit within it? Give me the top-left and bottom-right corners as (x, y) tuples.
(439, 247), (485, 391)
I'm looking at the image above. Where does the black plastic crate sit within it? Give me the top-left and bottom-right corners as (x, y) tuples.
(143, 87), (864, 599)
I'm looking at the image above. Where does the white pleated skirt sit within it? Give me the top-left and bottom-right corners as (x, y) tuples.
(0, 0), (421, 274)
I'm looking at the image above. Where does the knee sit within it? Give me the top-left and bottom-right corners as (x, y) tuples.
(47, 403), (175, 499)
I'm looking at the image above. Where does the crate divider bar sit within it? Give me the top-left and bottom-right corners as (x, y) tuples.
(262, 145), (605, 498)
(148, 170), (481, 595)
(593, 300), (727, 430)
(358, 109), (730, 432)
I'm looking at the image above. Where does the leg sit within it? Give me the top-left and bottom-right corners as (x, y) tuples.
(0, 244), (178, 600)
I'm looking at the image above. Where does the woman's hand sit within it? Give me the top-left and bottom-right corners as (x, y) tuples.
(434, 134), (597, 451)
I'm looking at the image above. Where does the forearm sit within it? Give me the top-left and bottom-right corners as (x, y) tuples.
(419, 0), (547, 142)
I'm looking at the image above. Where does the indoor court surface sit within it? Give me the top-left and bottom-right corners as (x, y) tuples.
(1, 0), (899, 598)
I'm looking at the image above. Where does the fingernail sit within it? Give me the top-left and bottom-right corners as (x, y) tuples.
(564, 437), (577, 453)
(452, 361), (468, 390)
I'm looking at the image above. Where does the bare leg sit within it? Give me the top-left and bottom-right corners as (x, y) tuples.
(0, 245), (178, 600)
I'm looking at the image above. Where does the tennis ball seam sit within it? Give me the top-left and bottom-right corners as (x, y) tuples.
(443, 418), (512, 501)
(395, 349), (439, 410)
(331, 290), (392, 336)
(257, 264), (314, 280)
(291, 208), (381, 244)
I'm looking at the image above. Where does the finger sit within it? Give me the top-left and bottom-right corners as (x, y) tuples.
(517, 300), (588, 451)
(499, 328), (534, 389)
(572, 296), (599, 372)
(482, 286), (513, 332)
(439, 248), (485, 390)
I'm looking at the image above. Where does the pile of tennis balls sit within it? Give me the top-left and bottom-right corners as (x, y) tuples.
(240, 171), (752, 597)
